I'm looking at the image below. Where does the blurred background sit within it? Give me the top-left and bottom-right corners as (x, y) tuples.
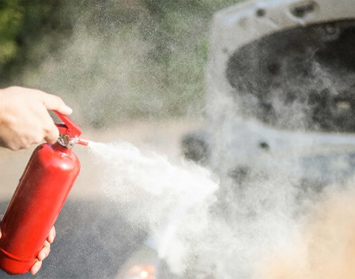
(0, 0), (239, 128)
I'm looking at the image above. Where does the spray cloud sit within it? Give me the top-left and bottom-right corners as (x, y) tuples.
(86, 138), (350, 279)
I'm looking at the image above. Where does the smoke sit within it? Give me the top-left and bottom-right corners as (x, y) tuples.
(259, 185), (355, 279)
(86, 53), (355, 277)
(87, 139), (353, 279)
(14, 0), (212, 128)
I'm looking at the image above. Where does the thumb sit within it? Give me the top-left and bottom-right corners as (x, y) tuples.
(38, 91), (73, 115)
(44, 124), (60, 145)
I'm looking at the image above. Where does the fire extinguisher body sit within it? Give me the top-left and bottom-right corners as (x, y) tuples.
(0, 142), (80, 275)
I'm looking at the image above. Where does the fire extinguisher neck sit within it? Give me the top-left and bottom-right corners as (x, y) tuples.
(57, 134), (76, 149)
(52, 142), (72, 154)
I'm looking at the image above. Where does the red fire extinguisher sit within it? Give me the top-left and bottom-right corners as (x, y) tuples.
(0, 111), (88, 275)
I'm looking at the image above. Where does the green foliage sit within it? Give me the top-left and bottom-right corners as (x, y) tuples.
(0, 0), (68, 83)
(0, 0), (23, 66)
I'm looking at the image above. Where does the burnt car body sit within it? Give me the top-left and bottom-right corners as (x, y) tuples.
(203, 0), (355, 188)
(120, 0), (355, 278)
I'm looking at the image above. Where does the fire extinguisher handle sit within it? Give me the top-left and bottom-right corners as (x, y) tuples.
(53, 111), (82, 138)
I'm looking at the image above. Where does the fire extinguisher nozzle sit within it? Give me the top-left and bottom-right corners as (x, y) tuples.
(77, 138), (89, 146)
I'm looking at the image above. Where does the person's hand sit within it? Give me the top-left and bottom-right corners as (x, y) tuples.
(29, 226), (56, 275)
(0, 214), (56, 276)
(0, 86), (72, 150)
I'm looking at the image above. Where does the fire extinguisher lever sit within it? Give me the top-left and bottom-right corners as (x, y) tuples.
(53, 111), (88, 148)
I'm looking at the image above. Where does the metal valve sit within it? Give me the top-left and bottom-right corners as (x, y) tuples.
(54, 111), (88, 148)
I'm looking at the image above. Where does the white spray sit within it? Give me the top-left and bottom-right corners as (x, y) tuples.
(85, 140), (318, 279)
(88, 140), (219, 275)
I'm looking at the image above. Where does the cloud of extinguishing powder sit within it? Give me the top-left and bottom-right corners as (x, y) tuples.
(87, 135), (355, 279)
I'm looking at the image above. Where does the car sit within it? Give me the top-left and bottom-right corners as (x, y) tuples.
(119, 0), (355, 278)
